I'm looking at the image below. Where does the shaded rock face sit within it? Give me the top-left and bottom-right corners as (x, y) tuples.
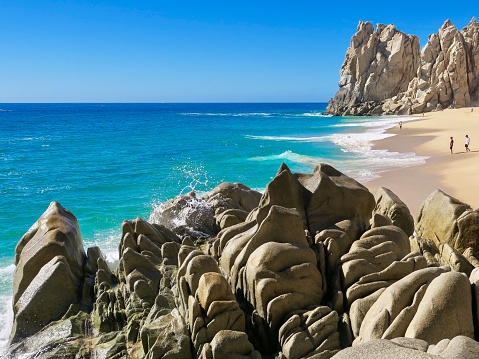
(7, 163), (479, 358)
(327, 18), (479, 116)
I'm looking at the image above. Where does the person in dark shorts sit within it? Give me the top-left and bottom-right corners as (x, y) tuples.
(450, 136), (454, 154)
(465, 135), (471, 152)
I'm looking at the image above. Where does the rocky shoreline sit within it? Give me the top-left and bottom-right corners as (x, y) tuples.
(4, 163), (479, 358)
(326, 18), (479, 116)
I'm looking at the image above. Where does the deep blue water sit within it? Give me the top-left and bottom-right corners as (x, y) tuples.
(0, 103), (423, 348)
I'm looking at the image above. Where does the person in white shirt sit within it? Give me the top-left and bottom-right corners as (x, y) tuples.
(465, 135), (471, 152)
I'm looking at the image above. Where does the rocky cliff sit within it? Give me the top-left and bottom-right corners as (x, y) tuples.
(5, 163), (479, 358)
(327, 18), (479, 116)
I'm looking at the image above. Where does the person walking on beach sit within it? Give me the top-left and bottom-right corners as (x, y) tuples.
(450, 136), (454, 154)
(465, 135), (471, 152)
(399, 121), (402, 129)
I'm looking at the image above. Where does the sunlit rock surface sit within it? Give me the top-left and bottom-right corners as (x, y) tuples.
(6, 163), (479, 358)
(327, 18), (479, 115)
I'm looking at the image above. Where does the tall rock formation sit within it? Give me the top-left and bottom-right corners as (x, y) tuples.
(327, 18), (479, 116)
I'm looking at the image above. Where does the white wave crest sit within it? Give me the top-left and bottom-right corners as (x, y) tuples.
(331, 116), (418, 129)
(298, 112), (332, 117)
(326, 132), (395, 153)
(180, 112), (275, 117)
(246, 135), (327, 142)
(249, 150), (321, 166)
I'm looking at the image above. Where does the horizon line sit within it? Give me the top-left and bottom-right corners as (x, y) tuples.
(0, 101), (330, 105)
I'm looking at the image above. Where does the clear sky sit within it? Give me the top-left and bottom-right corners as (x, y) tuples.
(0, 1), (475, 103)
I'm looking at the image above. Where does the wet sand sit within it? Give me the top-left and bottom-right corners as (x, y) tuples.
(366, 107), (479, 217)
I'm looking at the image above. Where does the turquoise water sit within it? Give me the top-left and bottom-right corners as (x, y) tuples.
(0, 103), (424, 348)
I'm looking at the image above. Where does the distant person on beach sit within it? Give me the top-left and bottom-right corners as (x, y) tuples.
(465, 135), (471, 152)
(399, 121), (402, 129)
(450, 136), (454, 154)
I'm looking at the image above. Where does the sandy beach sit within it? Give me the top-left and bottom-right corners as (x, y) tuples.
(366, 107), (479, 218)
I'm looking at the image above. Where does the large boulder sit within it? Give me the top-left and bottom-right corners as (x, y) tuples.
(355, 267), (475, 345)
(10, 202), (86, 343)
(298, 164), (375, 236)
(416, 190), (479, 253)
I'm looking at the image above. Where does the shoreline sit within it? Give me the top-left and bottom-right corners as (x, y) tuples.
(365, 107), (479, 218)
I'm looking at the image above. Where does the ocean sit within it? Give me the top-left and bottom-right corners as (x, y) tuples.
(0, 103), (425, 350)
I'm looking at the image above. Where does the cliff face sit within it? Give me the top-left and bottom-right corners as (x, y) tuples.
(327, 18), (479, 116)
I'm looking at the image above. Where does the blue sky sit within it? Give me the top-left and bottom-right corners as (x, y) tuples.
(0, 1), (475, 102)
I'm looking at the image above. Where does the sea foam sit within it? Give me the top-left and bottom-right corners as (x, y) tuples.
(246, 116), (426, 182)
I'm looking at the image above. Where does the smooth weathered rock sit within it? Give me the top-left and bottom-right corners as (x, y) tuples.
(209, 330), (261, 359)
(340, 225), (411, 290)
(416, 190), (479, 253)
(279, 306), (341, 359)
(246, 163), (307, 230)
(9, 164), (479, 358)
(347, 254), (427, 336)
(331, 339), (438, 358)
(10, 202), (86, 343)
(11, 255), (82, 343)
(203, 182), (262, 214)
(437, 243), (474, 275)
(356, 267), (474, 345)
(13, 202), (85, 304)
(298, 164), (375, 236)
(427, 335), (479, 358)
(373, 187), (415, 236)
(245, 241), (323, 340)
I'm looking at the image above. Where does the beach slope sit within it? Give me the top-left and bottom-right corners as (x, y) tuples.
(367, 107), (479, 216)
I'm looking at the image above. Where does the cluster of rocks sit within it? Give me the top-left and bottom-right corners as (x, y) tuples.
(5, 163), (479, 358)
(326, 18), (479, 116)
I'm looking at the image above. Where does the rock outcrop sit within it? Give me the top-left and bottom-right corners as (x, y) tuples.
(327, 18), (479, 115)
(6, 163), (479, 358)
(10, 202), (86, 343)
(416, 189), (479, 253)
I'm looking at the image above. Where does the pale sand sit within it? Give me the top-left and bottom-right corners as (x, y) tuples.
(366, 107), (479, 218)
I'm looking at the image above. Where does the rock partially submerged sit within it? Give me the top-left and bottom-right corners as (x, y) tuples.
(5, 163), (479, 358)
